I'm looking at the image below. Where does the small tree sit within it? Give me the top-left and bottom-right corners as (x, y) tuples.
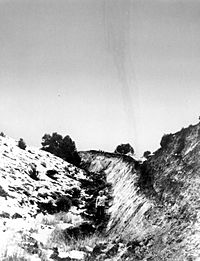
(143, 151), (151, 159)
(0, 132), (5, 137)
(114, 143), (134, 155)
(41, 132), (81, 166)
(160, 134), (173, 149)
(18, 138), (27, 150)
(41, 132), (63, 155)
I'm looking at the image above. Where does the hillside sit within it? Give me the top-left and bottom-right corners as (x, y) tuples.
(1, 122), (200, 260)
(80, 123), (200, 260)
(0, 135), (87, 218)
(0, 135), (115, 261)
(0, 135), (96, 260)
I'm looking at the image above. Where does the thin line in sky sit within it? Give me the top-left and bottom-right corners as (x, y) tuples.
(103, 0), (139, 149)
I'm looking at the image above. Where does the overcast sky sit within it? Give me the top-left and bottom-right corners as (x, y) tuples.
(0, 0), (200, 155)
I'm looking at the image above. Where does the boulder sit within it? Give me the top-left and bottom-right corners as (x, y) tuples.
(60, 250), (86, 260)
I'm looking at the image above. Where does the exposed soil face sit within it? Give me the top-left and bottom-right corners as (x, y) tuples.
(79, 123), (200, 260)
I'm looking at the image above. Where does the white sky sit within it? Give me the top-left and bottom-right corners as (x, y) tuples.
(0, 0), (200, 155)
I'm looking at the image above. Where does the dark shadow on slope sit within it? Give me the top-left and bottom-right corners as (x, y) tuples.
(136, 160), (157, 199)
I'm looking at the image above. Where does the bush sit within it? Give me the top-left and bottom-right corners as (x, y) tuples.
(114, 143), (134, 155)
(41, 132), (81, 166)
(160, 134), (173, 149)
(29, 164), (39, 181)
(38, 201), (57, 214)
(56, 196), (72, 212)
(71, 198), (80, 207)
(71, 187), (81, 198)
(0, 185), (9, 198)
(46, 169), (58, 180)
(143, 151), (151, 159)
(38, 196), (72, 214)
(18, 138), (27, 150)
(0, 132), (5, 137)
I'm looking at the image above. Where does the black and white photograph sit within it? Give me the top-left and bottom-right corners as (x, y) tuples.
(0, 0), (200, 260)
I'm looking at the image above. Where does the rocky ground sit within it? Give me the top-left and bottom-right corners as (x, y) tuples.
(0, 134), (113, 260)
(0, 135), (91, 260)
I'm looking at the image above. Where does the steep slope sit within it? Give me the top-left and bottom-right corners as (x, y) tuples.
(143, 123), (200, 260)
(80, 123), (200, 260)
(0, 136), (113, 260)
(0, 135), (86, 218)
(79, 152), (153, 239)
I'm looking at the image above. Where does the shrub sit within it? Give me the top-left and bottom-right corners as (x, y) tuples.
(71, 198), (80, 207)
(71, 187), (81, 198)
(56, 196), (72, 212)
(143, 151), (151, 159)
(41, 161), (46, 167)
(38, 201), (57, 214)
(114, 143), (134, 155)
(18, 138), (27, 150)
(0, 212), (10, 218)
(160, 134), (173, 149)
(41, 132), (81, 166)
(29, 164), (39, 181)
(46, 169), (58, 180)
(63, 222), (96, 241)
(0, 131), (5, 137)
(65, 186), (81, 198)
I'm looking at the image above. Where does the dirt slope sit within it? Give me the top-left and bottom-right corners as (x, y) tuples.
(80, 123), (200, 260)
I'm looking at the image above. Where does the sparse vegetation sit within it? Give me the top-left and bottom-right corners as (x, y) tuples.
(0, 131), (6, 137)
(46, 169), (58, 180)
(65, 186), (81, 199)
(18, 138), (27, 150)
(66, 234), (106, 252)
(38, 196), (72, 214)
(56, 196), (72, 212)
(0, 185), (9, 198)
(41, 211), (73, 226)
(143, 150), (151, 159)
(1, 122), (200, 261)
(2, 253), (29, 261)
(28, 163), (39, 181)
(46, 228), (108, 257)
(114, 143), (134, 155)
